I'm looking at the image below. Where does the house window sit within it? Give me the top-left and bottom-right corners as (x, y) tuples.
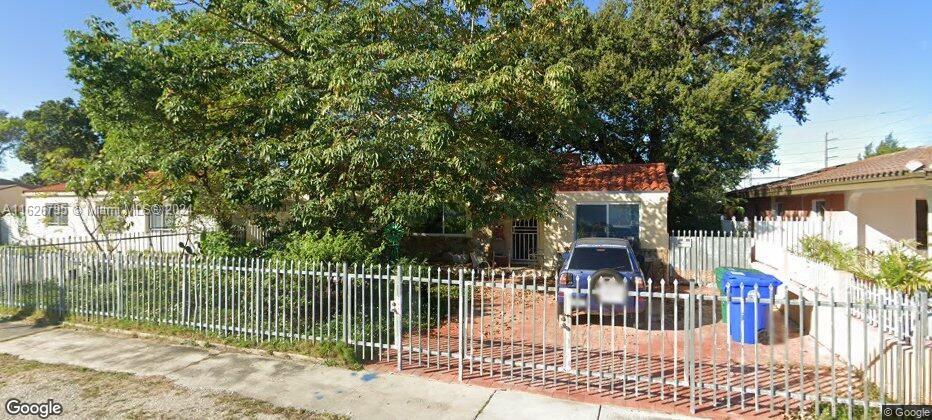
(575, 204), (639, 240)
(147, 205), (176, 231)
(918, 200), (928, 250)
(414, 206), (468, 236)
(773, 202), (784, 217)
(44, 203), (69, 226)
(811, 199), (827, 217)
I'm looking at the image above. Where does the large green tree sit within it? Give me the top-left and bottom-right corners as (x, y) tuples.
(0, 111), (21, 170)
(574, 0), (843, 228)
(2, 98), (102, 184)
(67, 0), (589, 234)
(67, 0), (841, 233)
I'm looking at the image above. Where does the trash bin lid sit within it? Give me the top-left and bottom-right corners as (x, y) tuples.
(722, 271), (781, 289)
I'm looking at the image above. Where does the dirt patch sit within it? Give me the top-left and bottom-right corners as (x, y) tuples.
(0, 353), (342, 419)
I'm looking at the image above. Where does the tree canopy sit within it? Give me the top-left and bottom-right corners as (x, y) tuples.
(0, 98), (102, 184)
(862, 133), (907, 159)
(578, 0), (843, 227)
(66, 0), (843, 233)
(0, 111), (20, 170)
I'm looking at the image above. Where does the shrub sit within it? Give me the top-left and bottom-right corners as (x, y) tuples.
(199, 231), (259, 258)
(798, 236), (861, 271)
(873, 241), (932, 293)
(799, 236), (930, 293)
(267, 231), (381, 263)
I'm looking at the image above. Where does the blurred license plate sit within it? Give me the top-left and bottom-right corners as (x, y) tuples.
(597, 280), (628, 305)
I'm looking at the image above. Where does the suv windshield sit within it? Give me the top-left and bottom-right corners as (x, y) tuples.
(567, 247), (633, 271)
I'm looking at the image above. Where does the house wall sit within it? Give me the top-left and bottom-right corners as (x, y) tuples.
(538, 191), (668, 269)
(846, 186), (927, 253)
(745, 193), (845, 218)
(0, 186), (26, 209)
(22, 193), (209, 240)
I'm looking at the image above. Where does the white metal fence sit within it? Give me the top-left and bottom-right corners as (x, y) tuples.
(668, 230), (753, 284)
(2, 249), (928, 415)
(8, 232), (201, 254)
(671, 215), (856, 286)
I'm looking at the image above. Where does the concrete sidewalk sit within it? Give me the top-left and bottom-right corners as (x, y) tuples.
(0, 322), (693, 420)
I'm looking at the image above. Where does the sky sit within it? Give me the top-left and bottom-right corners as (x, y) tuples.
(1, 0), (931, 183)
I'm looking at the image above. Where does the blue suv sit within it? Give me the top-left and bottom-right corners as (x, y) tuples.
(557, 238), (647, 314)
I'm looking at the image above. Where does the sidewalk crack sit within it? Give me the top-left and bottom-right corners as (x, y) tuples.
(165, 352), (218, 375)
(473, 389), (496, 420)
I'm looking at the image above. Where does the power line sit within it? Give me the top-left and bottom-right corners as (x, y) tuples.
(775, 138), (931, 160)
(794, 106), (915, 125)
(776, 144), (866, 158)
(776, 114), (931, 146)
(835, 113), (926, 139)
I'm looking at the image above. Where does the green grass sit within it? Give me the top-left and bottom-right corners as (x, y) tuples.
(0, 303), (363, 370)
(798, 375), (884, 419)
(63, 316), (363, 370)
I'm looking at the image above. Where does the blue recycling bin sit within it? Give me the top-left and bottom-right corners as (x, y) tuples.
(723, 271), (782, 344)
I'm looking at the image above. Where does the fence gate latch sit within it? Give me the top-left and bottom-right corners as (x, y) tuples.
(390, 300), (400, 315)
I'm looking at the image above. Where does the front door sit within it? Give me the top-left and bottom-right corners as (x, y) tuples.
(511, 219), (538, 265)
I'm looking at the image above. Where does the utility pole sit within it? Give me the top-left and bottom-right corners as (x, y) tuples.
(824, 132), (838, 168)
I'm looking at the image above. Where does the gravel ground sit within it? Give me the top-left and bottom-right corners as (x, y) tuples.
(0, 353), (342, 419)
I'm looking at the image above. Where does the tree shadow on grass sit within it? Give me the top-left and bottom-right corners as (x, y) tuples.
(0, 305), (64, 327)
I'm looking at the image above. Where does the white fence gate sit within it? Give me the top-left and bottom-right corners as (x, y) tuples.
(668, 230), (753, 284)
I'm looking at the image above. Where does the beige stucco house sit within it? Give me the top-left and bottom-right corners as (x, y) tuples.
(498, 162), (671, 270)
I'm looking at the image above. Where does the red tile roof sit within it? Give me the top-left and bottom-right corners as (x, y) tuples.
(27, 167), (672, 195)
(735, 146), (931, 196)
(556, 163), (670, 192)
(26, 183), (69, 193)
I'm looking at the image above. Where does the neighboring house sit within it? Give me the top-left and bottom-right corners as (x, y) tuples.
(21, 182), (212, 241)
(0, 179), (30, 244)
(733, 146), (931, 255)
(0, 178), (28, 210)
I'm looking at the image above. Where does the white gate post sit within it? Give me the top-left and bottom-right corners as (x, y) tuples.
(914, 291), (929, 403)
(457, 269), (465, 381)
(686, 280), (697, 414)
(394, 265), (403, 371)
(342, 262), (349, 343)
(561, 289), (573, 372)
